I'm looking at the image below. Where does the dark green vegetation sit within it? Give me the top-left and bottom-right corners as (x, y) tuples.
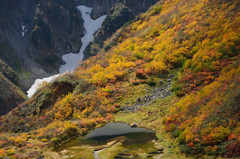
(0, 60), (27, 116)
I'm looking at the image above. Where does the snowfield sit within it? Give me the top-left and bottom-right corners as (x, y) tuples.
(59, 6), (106, 73)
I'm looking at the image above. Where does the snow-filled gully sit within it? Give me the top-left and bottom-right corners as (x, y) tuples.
(27, 5), (106, 98)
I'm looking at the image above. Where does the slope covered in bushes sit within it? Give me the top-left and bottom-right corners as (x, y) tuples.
(0, 0), (239, 158)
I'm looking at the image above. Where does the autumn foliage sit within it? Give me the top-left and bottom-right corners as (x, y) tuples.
(0, 0), (240, 158)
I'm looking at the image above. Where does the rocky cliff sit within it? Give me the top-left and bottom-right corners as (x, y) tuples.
(0, 0), (44, 89)
(84, 2), (134, 59)
(28, 0), (84, 74)
(75, 0), (120, 19)
(122, 0), (159, 17)
(91, 0), (121, 19)
(76, 0), (159, 19)
(0, 0), (41, 114)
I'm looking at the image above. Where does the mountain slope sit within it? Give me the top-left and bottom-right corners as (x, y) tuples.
(0, 0), (158, 116)
(83, 0), (159, 59)
(0, 0), (239, 158)
(0, 60), (27, 116)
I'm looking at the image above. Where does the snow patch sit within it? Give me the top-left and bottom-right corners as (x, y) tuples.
(27, 74), (60, 98)
(22, 22), (25, 37)
(59, 5), (106, 73)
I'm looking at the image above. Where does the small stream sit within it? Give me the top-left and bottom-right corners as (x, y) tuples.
(52, 122), (164, 159)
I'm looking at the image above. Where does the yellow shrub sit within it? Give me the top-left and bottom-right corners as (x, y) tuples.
(145, 60), (168, 75)
(41, 138), (48, 142)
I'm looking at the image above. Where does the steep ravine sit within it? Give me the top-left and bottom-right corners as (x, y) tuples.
(27, 6), (106, 97)
(28, 0), (84, 74)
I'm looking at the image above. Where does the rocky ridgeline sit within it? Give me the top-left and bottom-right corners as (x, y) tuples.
(83, 0), (159, 59)
(120, 75), (174, 113)
(76, 0), (159, 20)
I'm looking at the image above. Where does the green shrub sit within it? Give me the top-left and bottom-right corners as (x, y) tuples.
(169, 123), (176, 132)
(6, 149), (15, 156)
(151, 5), (162, 15)
(178, 132), (185, 144)
(173, 129), (182, 137)
(51, 137), (60, 147)
(146, 80), (157, 86)
(162, 117), (167, 124)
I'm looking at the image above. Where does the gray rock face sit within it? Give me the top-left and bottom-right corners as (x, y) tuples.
(84, 2), (134, 59)
(121, 75), (174, 114)
(123, 0), (159, 16)
(0, 0), (48, 89)
(77, 0), (159, 20)
(75, 0), (95, 7)
(75, 0), (120, 19)
(91, 0), (120, 19)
